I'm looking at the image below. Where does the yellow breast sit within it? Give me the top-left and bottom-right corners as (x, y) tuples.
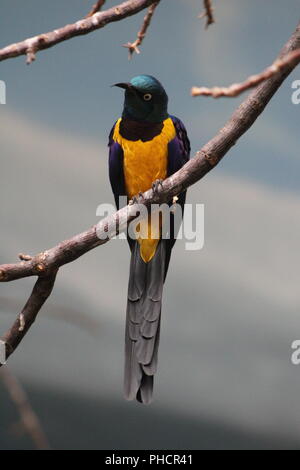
(113, 117), (176, 262)
(113, 117), (176, 199)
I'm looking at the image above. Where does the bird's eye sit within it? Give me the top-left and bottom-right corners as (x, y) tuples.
(143, 93), (152, 101)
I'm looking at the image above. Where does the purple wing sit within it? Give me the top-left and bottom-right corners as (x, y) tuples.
(168, 115), (190, 176)
(108, 122), (126, 209)
(164, 115), (191, 276)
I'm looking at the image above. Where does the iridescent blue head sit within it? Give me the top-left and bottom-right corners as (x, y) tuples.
(114, 75), (168, 123)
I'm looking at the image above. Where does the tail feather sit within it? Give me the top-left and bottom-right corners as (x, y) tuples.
(124, 240), (166, 404)
(142, 317), (161, 376)
(136, 374), (153, 404)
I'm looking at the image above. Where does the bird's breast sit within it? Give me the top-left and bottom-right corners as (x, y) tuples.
(113, 117), (176, 199)
(113, 117), (176, 262)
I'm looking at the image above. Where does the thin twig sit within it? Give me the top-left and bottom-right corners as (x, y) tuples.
(123, 1), (159, 58)
(199, 0), (215, 29)
(0, 22), (299, 366)
(191, 48), (300, 98)
(0, 0), (157, 63)
(85, 0), (106, 18)
(2, 272), (57, 362)
(1, 366), (51, 449)
(18, 253), (32, 261)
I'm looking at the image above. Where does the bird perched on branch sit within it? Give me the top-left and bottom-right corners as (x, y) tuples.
(109, 75), (190, 404)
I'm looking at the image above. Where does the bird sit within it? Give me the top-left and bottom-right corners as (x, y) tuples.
(108, 75), (190, 404)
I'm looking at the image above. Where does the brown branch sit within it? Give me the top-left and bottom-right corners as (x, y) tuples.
(85, 0), (106, 18)
(2, 272), (57, 362)
(199, 0), (215, 29)
(123, 1), (159, 58)
(191, 48), (300, 98)
(0, 0), (157, 63)
(1, 366), (50, 449)
(0, 21), (299, 366)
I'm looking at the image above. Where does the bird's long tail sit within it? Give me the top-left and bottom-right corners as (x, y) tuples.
(124, 239), (166, 404)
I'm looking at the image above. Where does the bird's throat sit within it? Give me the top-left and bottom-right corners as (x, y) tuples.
(119, 118), (164, 142)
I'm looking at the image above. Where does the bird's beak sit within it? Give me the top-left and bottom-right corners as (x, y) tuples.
(112, 82), (132, 90)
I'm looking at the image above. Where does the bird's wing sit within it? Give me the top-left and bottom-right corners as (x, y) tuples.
(168, 115), (191, 175)
(108, 122), (126, 210)
(164, 115), (191, 275)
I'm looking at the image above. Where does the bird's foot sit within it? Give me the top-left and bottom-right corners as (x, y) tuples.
(152, 179), (164, 196)
(129, 191), (144, 205)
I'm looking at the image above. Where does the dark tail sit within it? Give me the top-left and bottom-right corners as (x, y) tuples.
(124, 240), (166, 404)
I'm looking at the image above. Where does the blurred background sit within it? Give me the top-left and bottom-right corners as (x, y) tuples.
(0, 0), (300, 450)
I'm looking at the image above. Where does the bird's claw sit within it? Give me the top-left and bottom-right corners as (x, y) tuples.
(129, 191), (144, 205)
(152, 179), (164, 195)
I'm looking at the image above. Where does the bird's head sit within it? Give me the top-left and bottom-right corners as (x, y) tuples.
(113, 75), (168, 123)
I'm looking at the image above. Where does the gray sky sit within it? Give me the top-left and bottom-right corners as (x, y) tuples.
(0, 0), (300, 449)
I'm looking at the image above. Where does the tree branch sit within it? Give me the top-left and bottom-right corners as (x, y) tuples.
(199, 0), (215, 29)
(2, 272), (57, 362)
(85, 0), (106, 18)
(0, 0), (157, 63)
(0, 21), (299, 365)
(191, 48), (300, 98)
(123, 1), (160, 58)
